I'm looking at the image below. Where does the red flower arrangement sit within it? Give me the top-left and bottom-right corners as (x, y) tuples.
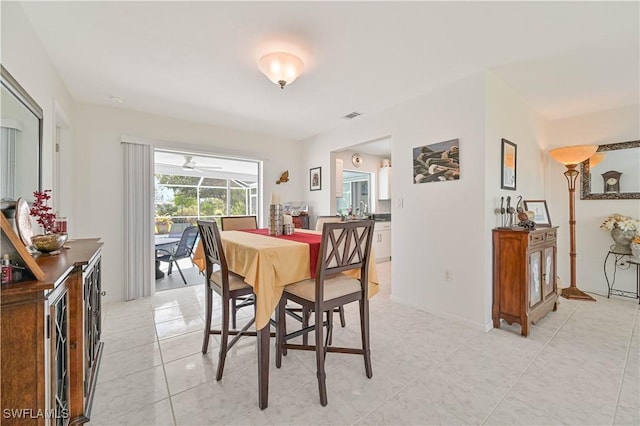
(30, 190), (57, 234)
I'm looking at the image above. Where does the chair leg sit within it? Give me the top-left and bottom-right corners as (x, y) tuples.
(275, 298), (286, 368)
(231, 296), (237, 329)
(202, 284), (212, 354)
(315, 308), (328, 406)
(327, 309), (334, 346)
(167, 261), (173, 275)
(302, 308), (310, 346)
(359, 299), (373, 379)
(173, 259), (187, 285)
(216, 294), (230, 381)
(339, 306), (346, 328)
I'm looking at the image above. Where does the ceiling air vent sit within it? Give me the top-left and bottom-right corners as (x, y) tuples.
(342, 111), (362, 119)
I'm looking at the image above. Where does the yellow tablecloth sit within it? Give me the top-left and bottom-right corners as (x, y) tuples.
(192, 229), (379, 329)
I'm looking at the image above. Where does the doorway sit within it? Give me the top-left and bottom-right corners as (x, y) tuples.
(153, 149), (261, 291)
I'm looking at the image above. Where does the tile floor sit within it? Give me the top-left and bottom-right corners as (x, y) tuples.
(89, 262), (639, 425)
(155, 258), (202, 292)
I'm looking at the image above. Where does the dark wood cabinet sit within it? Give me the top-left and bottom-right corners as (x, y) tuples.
(292, 215), (309, 229)
(1, 239), (103, 425)
(492, 227), (559, 336)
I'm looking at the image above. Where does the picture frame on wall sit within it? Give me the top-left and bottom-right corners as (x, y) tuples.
(310, 167), (321, 191)
(523, 200), (552, 227)
(501, 139), (517, 190)
(412, 138), (460, 184)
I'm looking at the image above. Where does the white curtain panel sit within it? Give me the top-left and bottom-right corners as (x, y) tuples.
(122, 141), (155, 300)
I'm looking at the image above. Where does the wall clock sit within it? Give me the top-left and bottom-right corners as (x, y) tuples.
(351, 153), (363, 168)
(602, 170), (622, 194)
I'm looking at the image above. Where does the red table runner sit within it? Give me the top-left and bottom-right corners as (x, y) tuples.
(240, 228), (321, 278)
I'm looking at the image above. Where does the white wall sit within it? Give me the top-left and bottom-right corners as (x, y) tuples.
(302, 72), (551, 330)
(546, 105), (640, 295)
(73, 104), (302, 301)
(484, 73), (549, 325)
(1, 2), (76, 221)
(302, 73), (491, 328)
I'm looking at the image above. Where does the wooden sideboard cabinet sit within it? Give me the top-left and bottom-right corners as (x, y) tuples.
(292, 215), (309, 229)
(492, 227), (559, 337)
(1, 239), (104, 425)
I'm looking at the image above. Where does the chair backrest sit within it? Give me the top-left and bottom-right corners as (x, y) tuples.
(315, 215), (343, 231)
(174, 226), (199, 258)
(316, 220), (375, 300)
(197, 220), (229, 279)
(221, 215), (258, 231)
(169, 222), (190, 238)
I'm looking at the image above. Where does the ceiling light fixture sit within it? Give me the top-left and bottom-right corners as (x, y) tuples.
(258, 52), (304, 89)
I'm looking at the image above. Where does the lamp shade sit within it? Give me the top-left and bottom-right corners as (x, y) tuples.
(588, 152), (605, 167)
(548, 145), (599, 166)
(258, 52), (304, 89)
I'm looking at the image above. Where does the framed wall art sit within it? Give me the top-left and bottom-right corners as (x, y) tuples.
(310, 167), (321, 191)
(523, 200), (552, 227)
(412, 138), (460, 184)
(501, 139), (517, 190)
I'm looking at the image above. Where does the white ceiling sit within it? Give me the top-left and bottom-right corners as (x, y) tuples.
(20, 1), (639, 142)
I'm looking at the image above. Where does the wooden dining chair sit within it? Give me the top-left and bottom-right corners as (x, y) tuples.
(219, 215), (258, 327)
(298, 215), (347, 331)
(197, 220), (265, 381)
(314, 215), (343, 231)
(220, 215), (258, 231)
(275, 220), (375, 406)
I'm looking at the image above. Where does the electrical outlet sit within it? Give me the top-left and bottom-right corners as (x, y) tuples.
(444, 269), (452, 282)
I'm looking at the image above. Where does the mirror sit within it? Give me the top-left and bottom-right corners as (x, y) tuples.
(1, 65), (42, 204)
(580, 140), (640, 200)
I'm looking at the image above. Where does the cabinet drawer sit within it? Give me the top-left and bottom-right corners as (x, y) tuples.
(544, 230), (556, 242)
(529, 232), (545, 245)
(374, 222), (391, 231)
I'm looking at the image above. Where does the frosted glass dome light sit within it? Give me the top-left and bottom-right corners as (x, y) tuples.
(258, 52), (304, 89)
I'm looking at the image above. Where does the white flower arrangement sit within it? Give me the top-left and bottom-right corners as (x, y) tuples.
(600, 213), (640, 233)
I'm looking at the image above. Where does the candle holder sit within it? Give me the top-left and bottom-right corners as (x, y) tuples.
(269, 204), (283, 236)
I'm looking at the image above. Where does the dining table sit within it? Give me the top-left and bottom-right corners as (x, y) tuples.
(192, 227), (378, 409)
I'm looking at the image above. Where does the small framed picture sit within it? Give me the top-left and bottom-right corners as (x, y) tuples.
(523, 200), (552, 227)
(310, 167), (321, 191)
(501, 139), (517, 190)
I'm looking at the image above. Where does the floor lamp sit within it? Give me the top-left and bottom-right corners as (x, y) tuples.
(548, 144), (599, 301)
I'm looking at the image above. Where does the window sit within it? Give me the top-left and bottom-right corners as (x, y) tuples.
(154, 150), (260, 233)
(336, 170), (372, 217)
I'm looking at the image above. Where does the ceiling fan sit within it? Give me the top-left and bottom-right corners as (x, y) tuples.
(155, 155), (222, 173)
(182, 155), (197, 170)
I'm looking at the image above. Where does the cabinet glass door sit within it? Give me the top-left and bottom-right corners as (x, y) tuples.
(51, 292), (70, 426)
(543, 246), (555, 297)
(529, 251), (542, 307)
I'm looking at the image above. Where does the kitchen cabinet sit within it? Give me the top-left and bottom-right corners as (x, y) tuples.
(492, 227), (559, 337)
(373, 221), (391, 262)
(1, 239), (104, 425)
(378, 166), (391, 200)
(335, 158), (343, 198)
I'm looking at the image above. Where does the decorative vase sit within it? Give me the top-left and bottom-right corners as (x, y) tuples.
(610, 227), (635, 254)
(156, 223), (171, 234)
(31, 233), (68, 253)
(631, 242), (640, 259)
